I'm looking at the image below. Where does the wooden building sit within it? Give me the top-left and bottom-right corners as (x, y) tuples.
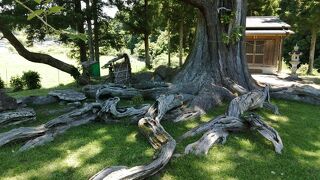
(245, 16), (294, 74)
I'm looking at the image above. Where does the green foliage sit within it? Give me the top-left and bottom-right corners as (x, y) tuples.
(22, 71), (41, 90)
(280, 0), (320, 70)
(27, 9), (45, 20)
(280, 0), (320, 32)
(10, 76), (24, 92)
(222, 26), (244, 45)
(247, 0), (280, 16)
(219, 11), (235, 24)
(282, 32), (320, 69)
(297, 64), (309, 75)
(0, 77), (5, 89)
(297, 63), (320, 75)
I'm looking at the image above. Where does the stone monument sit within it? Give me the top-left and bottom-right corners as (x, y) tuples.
(287, 44), (302, 80)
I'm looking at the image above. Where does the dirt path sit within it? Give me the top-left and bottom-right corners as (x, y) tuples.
(252, 74), (320, 89)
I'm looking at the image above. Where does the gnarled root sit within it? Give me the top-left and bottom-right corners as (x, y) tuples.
(185, 128), (228, 155)
(181, 85), (283, 155)
(179, 115), (246, 141)
(0, 103), (99, 151)
(163, 106), (202, 123)
(96, 84), (142, 101)
(244, 113), (283, 154)
(90, 139), (176, 180)
(90, 94), (184, 180)
(97, 97), (150, 123)
(271, 85), (320, 105)
(0, 108), (36, 127)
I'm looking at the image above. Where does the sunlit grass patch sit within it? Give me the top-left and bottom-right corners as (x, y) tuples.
(0, 98), (319, 179)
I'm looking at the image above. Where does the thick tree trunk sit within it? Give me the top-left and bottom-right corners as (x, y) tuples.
(307, 28), (317, 75)
(179, 21), (184, 67)
(0, 21), (88, 85)
(74, 0), (87, 63)
(74, 0), (90, 79)
(85, 0), (95, 62)
(175, 0), (255, 91)
(93, 0), (100, 62)
(144, 0), (152, 69)
(168, 20), (171, 67)
(144, 33), (151, 69)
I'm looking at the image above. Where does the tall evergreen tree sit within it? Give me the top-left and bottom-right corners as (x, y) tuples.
(280, 0), (320, 74)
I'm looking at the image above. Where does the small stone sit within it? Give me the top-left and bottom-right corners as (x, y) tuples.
(271, 171), (276, 174)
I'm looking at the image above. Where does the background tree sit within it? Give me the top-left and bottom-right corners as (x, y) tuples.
(247, 0), (280, 16)
(172, 0), (255, 110)
(161, 0), (196, 67)
(112, 0), (163, 69)
(280, 0), (320, 74)
(0, 0), (89, 84)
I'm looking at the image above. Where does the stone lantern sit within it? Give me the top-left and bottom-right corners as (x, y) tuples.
(288, 44), (302, 76)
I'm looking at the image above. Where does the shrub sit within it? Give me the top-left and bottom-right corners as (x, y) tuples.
(0, 77), (5, 89)
(297, 64), (309, 75)
(22, 71), (41, 90)
(10, 76), (24, 92)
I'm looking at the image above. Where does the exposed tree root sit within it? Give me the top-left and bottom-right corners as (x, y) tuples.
(0, 104), (99, 151)
(96, 84), (142, 101)
(0, 98), (150, 151)
(244, 113), (283, 154)
(180, 85), (283, 155)
(0, 108), (36, 127)
(271, 85), (320, 105)
(90, 94), (185, 180)
(0, 82), (285, 179)
(97, 97), (150, 123)
(185, 128), (229, 155)
(162, 106), (201, 123)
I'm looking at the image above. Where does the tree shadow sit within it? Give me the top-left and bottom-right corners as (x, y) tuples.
(157, 99), (320, 179)
(0, 102), (154, 179)
(1, 100), (319, 179)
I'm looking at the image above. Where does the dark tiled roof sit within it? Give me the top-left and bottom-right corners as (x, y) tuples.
(246, 16), (291, 30)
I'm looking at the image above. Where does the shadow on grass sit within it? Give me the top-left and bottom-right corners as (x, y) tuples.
(0, 103), (153, 180)
(0, 100), (319, 180)
(158, 99), (320, 179)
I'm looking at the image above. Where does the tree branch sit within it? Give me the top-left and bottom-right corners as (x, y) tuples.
(0, 20), (88, 84)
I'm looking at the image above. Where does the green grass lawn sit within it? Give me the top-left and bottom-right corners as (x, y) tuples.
(0, 99), (319, 180)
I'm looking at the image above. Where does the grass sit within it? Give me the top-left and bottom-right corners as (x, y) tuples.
(0, 98), (319, 180)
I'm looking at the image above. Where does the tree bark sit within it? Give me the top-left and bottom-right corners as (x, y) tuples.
(175, 0), (255, 91)
(144, 33), (151, 69)
(167, 20), (171, 67)
(90, 94), (183, 180)
(179, 21), (184, 67)
(0, 20), (89, 85)
(93, 0), (100, 62)
(181, 85), (283, 155)
(307, 28), (317, 75)
(144, 0), (152, 69)
(85, 0), (95, 62)
(74, 0), (87, 63)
